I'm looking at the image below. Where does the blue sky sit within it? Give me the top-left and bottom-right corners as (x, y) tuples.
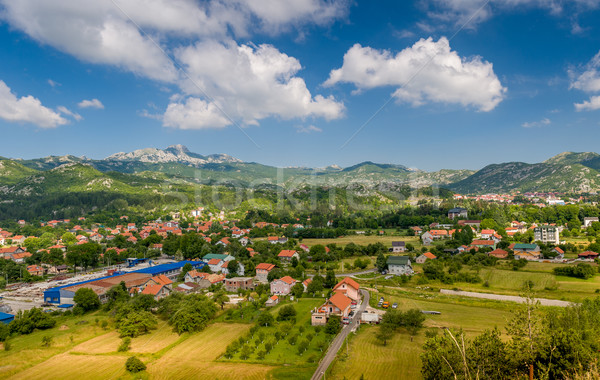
(1, 0), (600, 171)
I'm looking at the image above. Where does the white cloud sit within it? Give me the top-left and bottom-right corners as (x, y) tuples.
(575, 96), (600, 111)
(324, 37), (506, 112)
(78, 98), (105, 109)
(166, 40), (344, 129)
(47, 79), (60, 87)
(296, 125), (323, 133)
(57, 106), (82, 121)
(163, 97), (231, 130)
(522, 117), (551, 128)
(0, 80), (68, 128)
(0, 0), (348, 130)
(571, 50), (600, 111)
(423, 0), (599, 29)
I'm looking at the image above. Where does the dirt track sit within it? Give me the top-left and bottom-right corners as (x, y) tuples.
(440, 289), (573, 307)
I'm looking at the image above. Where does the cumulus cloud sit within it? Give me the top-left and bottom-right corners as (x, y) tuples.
(0, 0), (348, 129)
(575, 96), (600, 111)
(571, 50), (600, 111)
(167, 40), (344, 129)
(522, 117), (551, 128)
(78, 98), (105, 109)
(324, 37), (506, 112)
(0, 80), (68, 128)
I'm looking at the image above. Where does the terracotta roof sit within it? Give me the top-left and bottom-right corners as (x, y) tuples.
(256, 263), (276, 271)
(208, 258), (221, 265)
(333, 277), (360, 291)
(277, 276), (297, 285)
(328, 291), (352, 311)
(278, 250), (297, 258)
(553, 247), (564, 254)
(424, 252), (437, 259)
(152, 274), (173, 286)
(472, 240), (495, 245)
(142, 284), (164, 296)
(489, 248), (508, 258)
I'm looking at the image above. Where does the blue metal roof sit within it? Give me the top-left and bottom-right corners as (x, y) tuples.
(57, 304), (74, 308)
(133, 260), (204, 275)
(0, 312), (14, 323)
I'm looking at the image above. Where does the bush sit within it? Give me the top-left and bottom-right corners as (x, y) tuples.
(118, 337), (131, 352)
(73, 288), (101, 312)
(125, 356), (146, 373)
(41, 335), (53, 347)
(553, 263), (596, 279)
(277, 305), (297, 322)
(325, 315), (341, 335)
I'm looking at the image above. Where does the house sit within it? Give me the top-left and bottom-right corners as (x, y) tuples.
(27, 264), (44, 276)
(534, 225), (560, 245)
(578, 251), (599, 260)
(429, 230), (450, 239)
(0, 312), (14, 324)
(207, 258), (224, 272)
(278, 250), (299, 263)
(47, 264), (69, 275)
(421, 231), (434, 245)
(551, 247), (564, 259)
(488, 248), (509, 259)
(176, 282), (201, 293)
(148, 274), (173, 287)
(265, 295), (279, 307)
(391, 241), (406, 253)
(332, 277), (361, 301)
(311, 292), (353, 325)
(410, 226), (423, 235)
(387, 256), (413, 276)
(202, 253), (235, 263)
(141, 283), (171, 301)
(225, 277), (254, 292)
(270, 276), (298, 295)
(512, 243), (541, 260)
(471, 240), (496, 250)
(184, 270), (210, 288)
(458, 220), (482, 229)
(583, 217), (599, 228)
(268, 236), (288, 244)
(302, 278), (312, 292)
(299, 244), (310, 252)
(0, 246), (25, 258)
(255, 263), (276, 283)
(448, 207), (468, 220)
(480, 229), (495, 239)
(415, 252), (437, 264)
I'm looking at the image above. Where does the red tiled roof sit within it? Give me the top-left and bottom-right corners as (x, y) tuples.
(208, 258), (221, 265)
(152, 274), (173, 286)
(333, 277), (360, 291)
(472, 240), (495, 246)
(278, 276), (297, 285)
(424, 252), (437, 259)
(256, 263), (275, 271)
(142, 284), (164, 296)
(278, 250), (297, 258)
(329, 291), (352, 312)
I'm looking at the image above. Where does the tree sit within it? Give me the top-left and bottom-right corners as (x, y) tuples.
(277, 304), (297, 322)
(213, 291), (228, 310)
(178, 263), (194, 281)
(325, 315), (341, 335)
(227, 260), (240, 276)
(376, 252), (387, 273)
(298, 339), (309, 354)
(325, 269), (336, 288)
(125, 356), (146, 373)
(292, 283), (304, 299)
(73, 288), (100, 312)
(376, 323), (394, 346)
(257, 311), (275, 327)
(118, 311), (157, 338)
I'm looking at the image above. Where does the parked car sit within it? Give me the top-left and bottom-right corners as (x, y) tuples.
(382, 302), (390, 309)
(379, 297), (384, 302)
(392, 303), (398, 309)
(384, 275), (393, 280)
(377, 301), (383, 307)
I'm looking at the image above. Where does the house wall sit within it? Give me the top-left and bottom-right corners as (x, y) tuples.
(389, 263), (413, 276)
(270, 280), (292, 295)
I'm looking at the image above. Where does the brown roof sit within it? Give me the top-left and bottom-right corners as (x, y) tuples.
(277, 276), (297, 285)
(278, 250), (297, 257)
(142, 284), (164, 296)
(152, 274), (173, 286)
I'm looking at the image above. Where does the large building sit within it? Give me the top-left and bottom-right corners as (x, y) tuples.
(44, 261), (204, 305)
(534, 225), (559, 245)
(448, 207), (468, 220)
(387, 256), (413, 276)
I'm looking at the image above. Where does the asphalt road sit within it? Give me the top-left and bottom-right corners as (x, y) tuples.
(311, 288), (370, 380)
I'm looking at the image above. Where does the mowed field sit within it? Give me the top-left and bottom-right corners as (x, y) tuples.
(4, 322), (275, 380)
(329, 326), (424, 380)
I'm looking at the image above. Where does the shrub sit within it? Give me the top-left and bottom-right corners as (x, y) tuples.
(125, 356), (146, 373)
(118, 337), (131, 352)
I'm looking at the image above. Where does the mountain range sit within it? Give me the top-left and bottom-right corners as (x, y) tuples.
(2, 146), (600, 197)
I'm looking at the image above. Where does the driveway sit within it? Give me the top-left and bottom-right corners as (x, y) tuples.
(311, 288), (370, 380)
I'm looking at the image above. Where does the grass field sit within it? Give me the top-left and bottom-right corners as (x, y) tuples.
(328, 326), (424, 380)
(301, 235), (422, 249)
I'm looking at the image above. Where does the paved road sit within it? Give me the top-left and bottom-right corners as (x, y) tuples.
(311, 288), (370, 380)
(440, 289), (574, 307)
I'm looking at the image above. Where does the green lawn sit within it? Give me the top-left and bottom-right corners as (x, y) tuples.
(301, 235), (422, 249)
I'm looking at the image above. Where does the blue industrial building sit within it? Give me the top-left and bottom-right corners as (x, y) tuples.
(44, 261), (204, 305)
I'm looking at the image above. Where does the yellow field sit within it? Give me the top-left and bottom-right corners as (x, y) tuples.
(148, 323), (273, 380)
(7, 353), (128, 380)
(329, 326), (424, 380)
(302, 235), (421, 248)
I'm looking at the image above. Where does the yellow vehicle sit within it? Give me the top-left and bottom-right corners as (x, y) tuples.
(382, 301), (390, 309)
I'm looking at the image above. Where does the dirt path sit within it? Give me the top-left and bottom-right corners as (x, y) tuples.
(439, 289), (573, 307)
